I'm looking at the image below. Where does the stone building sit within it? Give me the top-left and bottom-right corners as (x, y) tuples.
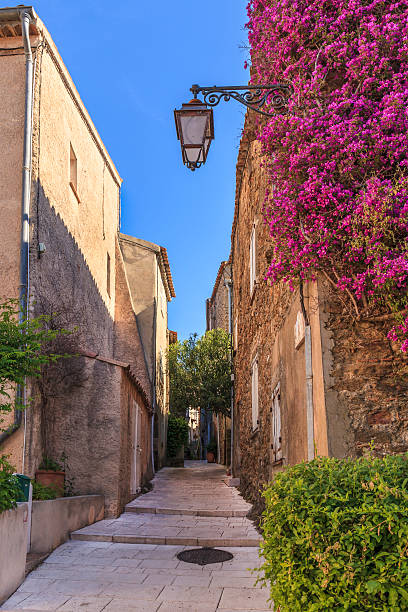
(0, 6), (173, 516)
(119, 235), (176, 470)
(230, 113), (408, 511)
(206, 261), (232, 465)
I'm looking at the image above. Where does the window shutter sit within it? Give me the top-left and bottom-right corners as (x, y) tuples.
(272, 385), (282, 461)
(251, 358), (259, 430)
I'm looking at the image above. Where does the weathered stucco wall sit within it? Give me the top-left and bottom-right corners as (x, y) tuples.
(0, 504), (28, 605)
(0, 22), (153, 517)
(30, 495), (104, 554)
(119, 234), (171, 470)
(0, 43), (29, 470)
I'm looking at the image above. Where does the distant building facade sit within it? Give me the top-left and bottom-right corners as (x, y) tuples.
(0, 7), (174, 515)
(119, 235), (176, 471)
(205, 261), (232, 465)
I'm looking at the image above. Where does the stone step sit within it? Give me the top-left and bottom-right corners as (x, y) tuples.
(71, 532), (261, 547)
(124, 504), (248, 518)
(70, 511), (261, 548)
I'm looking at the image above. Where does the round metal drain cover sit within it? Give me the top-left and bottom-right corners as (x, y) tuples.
(177, 547), (233, 566)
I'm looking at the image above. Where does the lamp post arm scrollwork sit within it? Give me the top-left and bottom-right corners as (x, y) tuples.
(190, 83), (292, 117)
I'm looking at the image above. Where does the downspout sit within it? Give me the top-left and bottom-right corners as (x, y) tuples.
(0, 9), (34, 449)
(300, 280), (314, 461)
(224, 278), (234, 473)
(151, 296), (157, 474)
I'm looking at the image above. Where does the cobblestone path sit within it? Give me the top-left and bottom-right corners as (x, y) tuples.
(1, 461), (272, 611)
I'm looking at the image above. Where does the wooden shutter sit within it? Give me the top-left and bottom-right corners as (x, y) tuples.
(272, 384), (282, 461)
(250, 225), (256, 293)
(251, 357), (259, 430)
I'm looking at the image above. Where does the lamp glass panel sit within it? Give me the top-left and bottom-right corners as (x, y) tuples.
(203, 137), (211, 158)
(179, 113), (208, 145)
(185, 146), (202, 164)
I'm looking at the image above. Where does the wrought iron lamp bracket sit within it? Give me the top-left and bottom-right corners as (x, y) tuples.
(190, 83), (292, 117)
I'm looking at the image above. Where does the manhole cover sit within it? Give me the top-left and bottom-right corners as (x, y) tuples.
(177, 547), (233, 566)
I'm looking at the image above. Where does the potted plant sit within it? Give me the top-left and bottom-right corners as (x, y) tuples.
(35, 455), (65, 496)
(206, 438), (217, 463)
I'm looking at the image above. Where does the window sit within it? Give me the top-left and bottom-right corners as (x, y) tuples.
(250, 224), (257, 294)
(251, 356), (259, 431)
(106, 252), (111, 297)
(271, 383), (282, 462)
(69, 144), (79, 202)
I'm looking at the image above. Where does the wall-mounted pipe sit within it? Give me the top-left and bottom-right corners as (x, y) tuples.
(224, 278), (234, 473)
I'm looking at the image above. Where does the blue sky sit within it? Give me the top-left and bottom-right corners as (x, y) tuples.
(16, 1), (249, 340)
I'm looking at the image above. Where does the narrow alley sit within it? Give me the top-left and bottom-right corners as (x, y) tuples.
(1, 462), (271, 612)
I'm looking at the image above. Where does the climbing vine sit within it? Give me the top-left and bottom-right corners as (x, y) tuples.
(246, 0), (408, 351)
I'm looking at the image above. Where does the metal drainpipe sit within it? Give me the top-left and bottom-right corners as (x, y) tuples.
(151, 295), (157, 474)
(300, 280), (315, 461)
(224, 278), (234, 473)
(0, 9), (34, 450)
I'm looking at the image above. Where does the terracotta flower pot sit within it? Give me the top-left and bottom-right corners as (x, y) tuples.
(206, 451), (215, 463)
(35, 470), (65, 496)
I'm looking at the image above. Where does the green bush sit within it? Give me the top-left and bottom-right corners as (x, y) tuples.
(167, 415), (189, 458)
(258, 454), (408, 611)
(32, 481), (59, 501)
(0, 455), (21, 513)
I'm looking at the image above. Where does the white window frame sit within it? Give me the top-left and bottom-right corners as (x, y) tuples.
(249, 224), (257, 294)
(251, 355), (259, 431)
(271, 383), (282, 462)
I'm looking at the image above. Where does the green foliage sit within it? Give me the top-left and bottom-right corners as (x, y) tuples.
(167, 415), (189, 458)
(168, 329), (231, 417)
(39, 455), (64, 472)
(258, 454), (408, 611)
(32, 481), (59, 501)
(206, 437), (218, 454)
(0, 299), (69, 430)
(0, 455), (21, 513)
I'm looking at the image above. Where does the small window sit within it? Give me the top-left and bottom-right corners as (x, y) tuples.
(106, 252), (111, 297)
(250, 224), (257, 294)
(69, 144), (79, 202)
(251, 356), (259, 431)
(272, 384), (282, 462)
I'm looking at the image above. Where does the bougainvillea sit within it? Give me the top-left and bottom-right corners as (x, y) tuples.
(246, 0), (408, 351)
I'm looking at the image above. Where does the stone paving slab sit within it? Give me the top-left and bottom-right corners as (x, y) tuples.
(1, 541), (271, 611)
(125, 461), (251, 518)
(1, 462), (270, 611)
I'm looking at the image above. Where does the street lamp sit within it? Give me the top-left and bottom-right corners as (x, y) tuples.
(174, 98), (214, 171)
(174, 83), (291, 171)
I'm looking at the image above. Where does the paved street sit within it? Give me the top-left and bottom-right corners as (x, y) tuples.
(1, 462), (272, 611)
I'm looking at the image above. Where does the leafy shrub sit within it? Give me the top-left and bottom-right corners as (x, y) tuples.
(32, 481), (59, 501)
(167, 415), (189, 458)
(0, 455), (21, 513)
(39, 455), (64, 472)
(258, 455), (408, 611)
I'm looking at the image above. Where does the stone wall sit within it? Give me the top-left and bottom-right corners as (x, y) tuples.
(318, 278), (408, 459)
(231, 122), (408, 513)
